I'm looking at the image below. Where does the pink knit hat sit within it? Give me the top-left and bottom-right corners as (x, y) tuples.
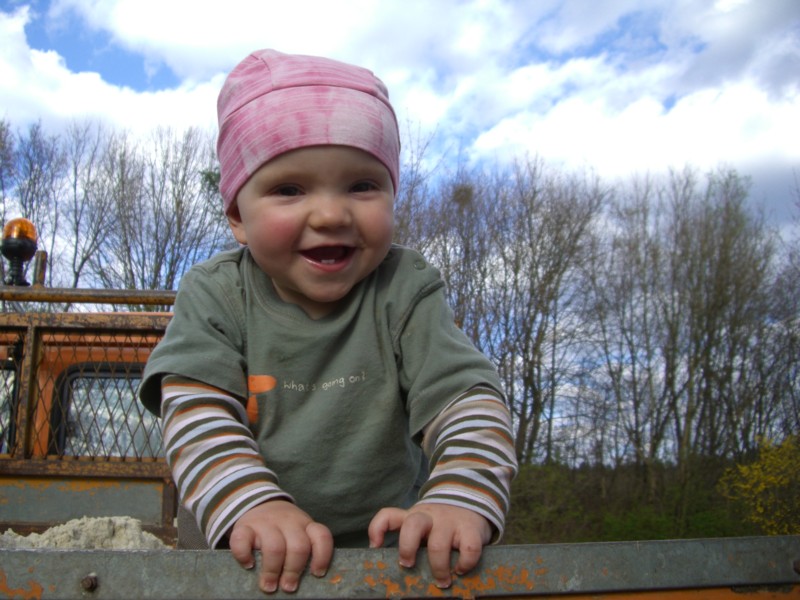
(217, 49), (400, 214)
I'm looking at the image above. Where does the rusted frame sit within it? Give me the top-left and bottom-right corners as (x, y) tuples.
(0, 311), (173, 330)
(11, 321), (36, 459)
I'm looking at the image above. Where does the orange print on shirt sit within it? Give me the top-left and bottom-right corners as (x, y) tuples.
(246, 375), (277, 424)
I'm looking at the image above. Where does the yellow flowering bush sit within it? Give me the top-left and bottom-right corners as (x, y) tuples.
(719, 436), (800, 535)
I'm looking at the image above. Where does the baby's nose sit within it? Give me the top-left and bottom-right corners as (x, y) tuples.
(309, 195), (353, 229)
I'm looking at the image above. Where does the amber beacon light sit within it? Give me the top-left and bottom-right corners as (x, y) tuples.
(1, 217), (38, 286)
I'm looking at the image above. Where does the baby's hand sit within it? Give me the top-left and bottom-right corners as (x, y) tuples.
(229, 500), (333, 594)
(368, 504), (492, 589)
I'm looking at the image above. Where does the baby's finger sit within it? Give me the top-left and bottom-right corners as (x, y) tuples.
(425, 528), (455, 589)
(453, 529), (484, 576)
(277, 533), (311, 593)
(257, 531), (287, 594)
(228, 525), (257, 570)
(367, 507), (407, 548)
(397, 511), (433, 569)
(307, 522), (335, 577)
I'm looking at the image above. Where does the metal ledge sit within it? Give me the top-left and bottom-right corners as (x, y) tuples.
(1, 536), (798, 599)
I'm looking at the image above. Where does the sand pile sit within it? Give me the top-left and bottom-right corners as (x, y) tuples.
(0, 516), (167, 550)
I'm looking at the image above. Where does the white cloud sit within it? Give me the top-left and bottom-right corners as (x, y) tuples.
(472, 77), (799, 180)
(0, 6), (219, 134)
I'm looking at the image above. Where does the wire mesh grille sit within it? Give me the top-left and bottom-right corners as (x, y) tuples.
(56, 364), (162, 458)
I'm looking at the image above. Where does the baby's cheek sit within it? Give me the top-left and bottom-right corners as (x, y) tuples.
(254, 214), (302, 251)
(365, 205), (394, 241)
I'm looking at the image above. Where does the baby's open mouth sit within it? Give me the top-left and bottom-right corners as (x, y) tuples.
(301, 246), (354, 265)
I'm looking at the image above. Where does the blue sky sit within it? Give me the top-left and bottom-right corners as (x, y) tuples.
(20, 4), (180, 90)
(1, 0), (798, 226)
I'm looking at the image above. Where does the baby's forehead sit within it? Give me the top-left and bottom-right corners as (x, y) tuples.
(266, 144), (390, 163)
(250, 146), (395, 183)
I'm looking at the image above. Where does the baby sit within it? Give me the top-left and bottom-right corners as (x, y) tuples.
(139, 49), (517, 594)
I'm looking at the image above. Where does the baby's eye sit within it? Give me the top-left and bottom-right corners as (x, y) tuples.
(275, 185), (302, 196)
(351, 181), (378, 193)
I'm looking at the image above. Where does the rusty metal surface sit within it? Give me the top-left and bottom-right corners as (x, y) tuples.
(0, 285), (176, 306)
(0, 460), (177, 545)
(1, 476), (167, 525)
(1, 536), (798, 599)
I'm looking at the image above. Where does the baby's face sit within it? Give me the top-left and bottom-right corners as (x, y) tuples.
(228, 146), (395, 319)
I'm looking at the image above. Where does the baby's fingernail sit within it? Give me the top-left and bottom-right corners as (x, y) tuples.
(282, 582), (298, 593)
(399, 560), (413, 569)
(243, 562), (255, 570)
(312, 568), (327, 578)
(436, 578), (452, 589)
(260, 581), (277, 594)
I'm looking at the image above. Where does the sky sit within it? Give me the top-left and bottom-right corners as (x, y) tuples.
(1, 0), (799, 227)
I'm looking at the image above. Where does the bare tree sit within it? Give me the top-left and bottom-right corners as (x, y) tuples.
(0, 119), (16, 285)
(12, 122), (66, 284)
(89, 127), (231, 303)
(660, 168), (776, 460)
(87, 130), (145, 293)
(393, 123), (441, 256)
(583, 174), (674, 497)
(768, 172), (800, 438)
(59, 120), (116, 292)
(467, 159), (604, 464)
(0, 120), (14, 209)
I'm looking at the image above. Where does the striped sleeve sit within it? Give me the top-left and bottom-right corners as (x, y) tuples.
(160, 375), (292, 548)
(417, 386), (518, 541)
